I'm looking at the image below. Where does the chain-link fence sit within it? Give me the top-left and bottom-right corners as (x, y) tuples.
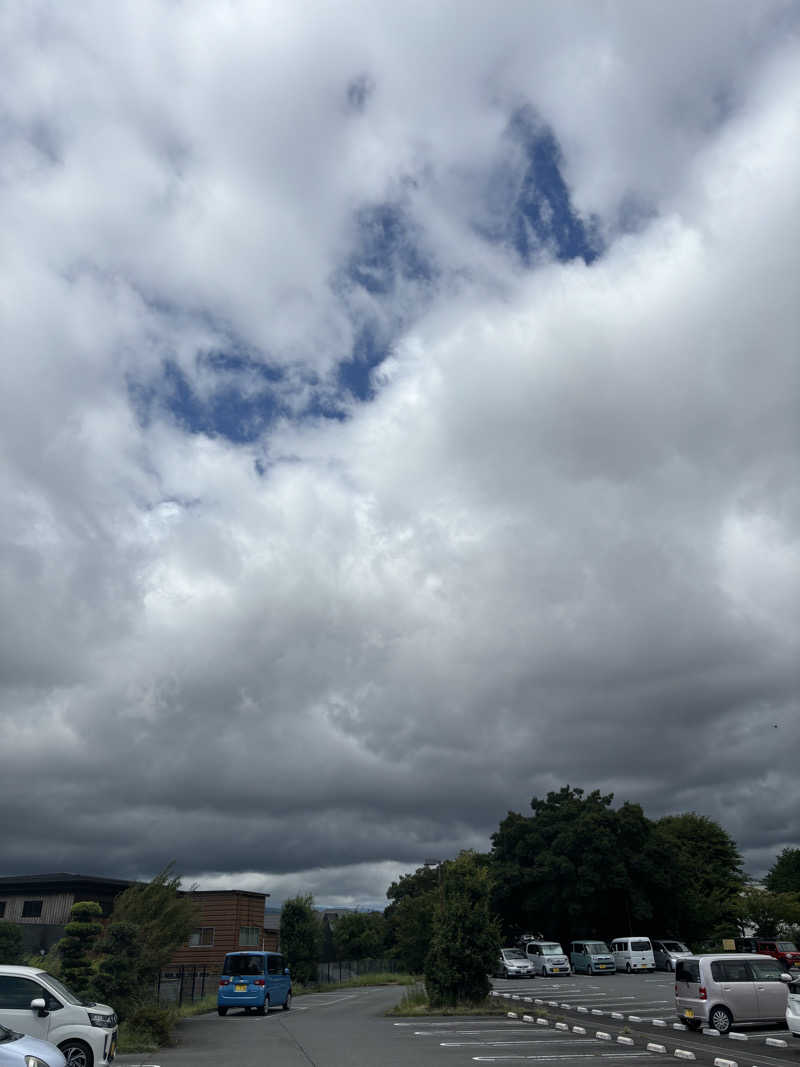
(158, 965), (218, 1005)
(316, 958), (401, 984)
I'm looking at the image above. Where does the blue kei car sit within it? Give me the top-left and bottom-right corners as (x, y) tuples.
(217, 951), (292, 1015)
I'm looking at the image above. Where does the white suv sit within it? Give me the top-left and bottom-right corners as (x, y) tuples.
(0, 966), (117, 1067)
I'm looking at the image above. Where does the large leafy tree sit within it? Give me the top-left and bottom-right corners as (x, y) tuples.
(736, 886), (800, 938)
(384, 864), (440, 972)
(490, 786), (660, 945)
(765, 849), (800, 895)
(424, 852), (500, 1006)
(651, 813), (744, 943)
(280, 894), (321, 986)
(331, 912), (387, 960)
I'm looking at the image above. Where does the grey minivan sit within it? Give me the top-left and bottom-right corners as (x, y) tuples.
(675, 954), (791, 1033)
(653, 939), (692, 971)
(570, 941), (616, 974)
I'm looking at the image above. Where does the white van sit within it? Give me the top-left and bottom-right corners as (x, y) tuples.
(610, 936), (655, 973)
(0, 965), (117, 1066)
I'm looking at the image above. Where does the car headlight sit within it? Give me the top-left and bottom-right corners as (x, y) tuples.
(88, 1012), (117, 1028)
(25, 1057), (51, 1067)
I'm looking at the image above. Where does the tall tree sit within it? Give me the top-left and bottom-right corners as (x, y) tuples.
(384, 863), (440, 970)
(280, 895), (321, 986)
(59, 900), (103, 997)
(424, 852), (501, 1006)
(490, 786), (659, 945)
(765, 849), (800, 895)
(736, 885), (800, 938)
(101, 865), (201, 985)
(651, 813), (744, 942)
(331, 912), (386, 961)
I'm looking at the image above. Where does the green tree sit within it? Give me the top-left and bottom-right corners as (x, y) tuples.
(651, 813), (744, 942)
(0, 921), (24, 964)
(93, 921), (145, 1011)
(59, 900), (103, 997)
(105, 865), (200, 983)
(490, 786), (660, 945)
(424, 852), (501, 1006)
(331, 912), (387, 960)
(736, 885), (800, 938)
(765, 849), (800, 895)
(280, 895), (321, 986)
(389, 891), (436, 973)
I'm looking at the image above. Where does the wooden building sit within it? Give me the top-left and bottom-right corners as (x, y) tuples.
(172, 889), (276, 972)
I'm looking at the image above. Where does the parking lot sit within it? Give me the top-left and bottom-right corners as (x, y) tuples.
(491, 970), (792, 1038)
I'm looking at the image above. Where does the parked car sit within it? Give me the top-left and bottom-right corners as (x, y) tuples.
(217, 951), (292, 1015)
(523, 941), (571, 976)
(495, 948), (535, 979)
(0, 1024), (66, 1067)
(570, 941), (616, 974)
(675, 954), (792, 1034)
(734, 938), (800, 972)
(0, 966), (117, 1067)
(787, 975), (800, 1039)
(610, 936), (656, 973)
(652, 939), (692, 971)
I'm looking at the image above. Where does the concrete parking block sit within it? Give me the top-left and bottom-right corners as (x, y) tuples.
(647, 1043), (667, 1053)
(765, 1038), (788, 1047)
(712, 1058), (738, 1067)
(573, 1026), (587, 1034)
(537, 1018), (549, 1025)
(617, 1036), (635, 1045)
(727, 1032), (748, 1041)
(703, 1028), (721, 1036)
(674, 1050), (696, 1060)
(555, 1022), (569, 1031)
(596, 1032), (612, 1041)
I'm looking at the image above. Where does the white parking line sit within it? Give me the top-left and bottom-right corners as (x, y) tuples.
(472, 1055), (655, 1062)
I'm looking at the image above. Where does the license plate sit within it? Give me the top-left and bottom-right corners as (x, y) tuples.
(685, 1009), (694, 1018)
(598, 964), (606, 969)
(235, 984), (247, 992)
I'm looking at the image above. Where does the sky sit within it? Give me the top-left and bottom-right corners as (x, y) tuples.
(1, 0), (799, 910)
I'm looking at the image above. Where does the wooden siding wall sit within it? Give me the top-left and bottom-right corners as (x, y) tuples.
(169, 892), (274, 972)
(0, 892), (75, 924)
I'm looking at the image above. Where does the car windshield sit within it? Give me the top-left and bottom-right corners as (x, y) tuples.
(586, 942), (610, 953)
(502, 950), (526, 959)
(662, 942), (688, 952)
(776, 942), (798, 952)
(541, 943), (563, 954)
(37, 972), (90, 1006)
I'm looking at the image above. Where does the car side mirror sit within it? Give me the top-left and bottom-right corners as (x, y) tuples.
(30, 997), (48, 1016)
(779, 972), (793, 983)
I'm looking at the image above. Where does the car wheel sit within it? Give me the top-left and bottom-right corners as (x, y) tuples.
(625, 963), (632, 974)
(58, 1040), (93, 1067)
(709, 1006), (733, 1034)
(257, 995), (270, 1015)
(283, 990), (292, 1010)
(218, 1006), (228, 1016)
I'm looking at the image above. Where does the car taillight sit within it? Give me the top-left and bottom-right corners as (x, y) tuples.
(254, 979), (265, 986)
(219, 979), (230, 986)
(699, 986), (707, 1000)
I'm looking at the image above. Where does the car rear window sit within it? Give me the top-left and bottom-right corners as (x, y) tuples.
(676, 960), (700, 983)
(631, 941), (651, 951)
(222, 953), (265, 976)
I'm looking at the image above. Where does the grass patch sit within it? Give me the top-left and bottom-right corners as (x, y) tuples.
(294, 971), (419, 995)
(387, 982), (510, 1017)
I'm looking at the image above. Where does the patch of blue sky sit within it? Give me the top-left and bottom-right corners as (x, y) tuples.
(146, 107), (601, 440)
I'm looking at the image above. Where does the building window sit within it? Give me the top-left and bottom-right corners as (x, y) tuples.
(188, 928), (214, 947)
(22, 900), (43, 918)
(239, 926), (260, 947)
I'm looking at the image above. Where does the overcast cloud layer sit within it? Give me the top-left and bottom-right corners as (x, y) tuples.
(2, 0), (799, 907)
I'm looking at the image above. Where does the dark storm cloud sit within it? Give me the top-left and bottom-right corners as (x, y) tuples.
(1, 0), (798, 906)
